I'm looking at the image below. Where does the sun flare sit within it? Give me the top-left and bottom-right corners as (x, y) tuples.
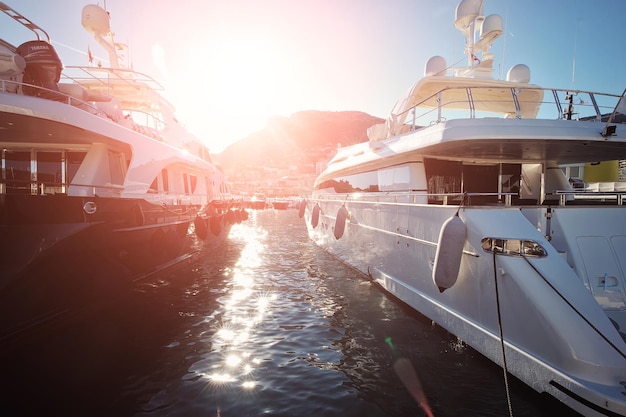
(159, 35), (297, 152)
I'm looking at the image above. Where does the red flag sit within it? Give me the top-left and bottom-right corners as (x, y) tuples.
(87, 45), (93, 64)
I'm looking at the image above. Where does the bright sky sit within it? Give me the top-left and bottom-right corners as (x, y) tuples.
(3, 0), (625, 153)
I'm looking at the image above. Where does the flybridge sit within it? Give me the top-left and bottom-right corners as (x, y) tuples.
(366, 0), (626, 145)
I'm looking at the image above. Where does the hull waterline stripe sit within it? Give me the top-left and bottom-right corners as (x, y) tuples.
(549, 380), (623, 417)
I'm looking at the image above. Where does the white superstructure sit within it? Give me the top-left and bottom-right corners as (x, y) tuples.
(302, 1), (626, 415)
(0, 3), (245, 343)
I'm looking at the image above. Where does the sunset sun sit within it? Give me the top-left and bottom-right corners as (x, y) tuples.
(156, 34), (297, 152)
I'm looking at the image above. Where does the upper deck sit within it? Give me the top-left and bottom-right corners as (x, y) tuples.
(367, 81), (626, 142)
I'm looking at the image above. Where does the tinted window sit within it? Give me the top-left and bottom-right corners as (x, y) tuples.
(316, 170), (379, 193)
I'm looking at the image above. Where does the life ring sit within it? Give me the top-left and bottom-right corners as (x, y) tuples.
(194, 216), (208, 239)
(334, 205), (349, 240)
(432, 214), (466, 293)
(311, 203), (321, 228)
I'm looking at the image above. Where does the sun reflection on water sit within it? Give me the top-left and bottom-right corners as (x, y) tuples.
(194, 213), (275, 392)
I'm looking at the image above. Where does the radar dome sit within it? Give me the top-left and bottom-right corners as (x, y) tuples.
(454, 0), (483, 32)
(506, 64), (531, 83)
(424, 56), (447, 76)
(479, 14), (503, 45)
(82, 4), (111, 36)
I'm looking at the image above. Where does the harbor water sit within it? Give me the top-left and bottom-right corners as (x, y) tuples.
(3, 209), (580, 417)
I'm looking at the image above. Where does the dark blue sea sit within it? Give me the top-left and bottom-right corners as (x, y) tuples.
(3, 209), (579, 417)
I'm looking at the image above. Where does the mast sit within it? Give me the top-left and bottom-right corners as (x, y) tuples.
(81, 4), (123, 68)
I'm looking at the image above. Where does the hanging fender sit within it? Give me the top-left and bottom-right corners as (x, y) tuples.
(225, 209), (236, 224)
(432, 214), (466, 293)
(194, 216), (208, 239)
(311, 203), (321, 228)
(210, 215), (222, 236)
(334, 205), (349, 240)
(298, 199), (306, 219)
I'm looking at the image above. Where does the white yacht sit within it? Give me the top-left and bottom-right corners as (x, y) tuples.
(302, 1), (626, 415)
(0, 3), (244, 342)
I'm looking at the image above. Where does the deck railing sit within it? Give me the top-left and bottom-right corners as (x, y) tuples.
(0, 177), (124, 197)
(1, 79), (101, 112)
(395, 86), (624, 131)
(311, 190), (626, 207)
(0, 77), (167, 135)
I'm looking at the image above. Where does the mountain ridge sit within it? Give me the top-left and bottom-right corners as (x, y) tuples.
(215, 110), (384, 172)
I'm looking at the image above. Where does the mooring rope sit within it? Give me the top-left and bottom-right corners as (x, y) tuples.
(493, 251), (514, 417)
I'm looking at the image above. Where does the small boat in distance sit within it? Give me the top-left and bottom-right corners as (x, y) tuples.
(302, 1), (626, 415)
(0, 3), (245, 345)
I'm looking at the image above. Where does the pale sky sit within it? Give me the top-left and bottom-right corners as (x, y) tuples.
(3, 0), (625, 153)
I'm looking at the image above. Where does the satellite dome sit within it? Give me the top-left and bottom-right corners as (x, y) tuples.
(479, 14), (503, 45)
(82, 4), (111, 36)
(425, 56), (447, 77)
(506, 64), (531, 83)
(454, 0), (483, 32)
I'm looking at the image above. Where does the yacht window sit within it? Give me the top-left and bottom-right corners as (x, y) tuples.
(4, 150), (31, 194)
(316, 170), (379, 193)
(183, 173), (189, 194)
(66, 151), (86, 183)
(424, 159), (462, 202)
(36, 151), (63, 193)
(378, 163), (426, 191)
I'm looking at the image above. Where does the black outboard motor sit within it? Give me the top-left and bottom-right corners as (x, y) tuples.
(16, 40), (63, 100)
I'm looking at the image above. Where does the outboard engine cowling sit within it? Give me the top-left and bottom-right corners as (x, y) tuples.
(16, 40), (63, 99)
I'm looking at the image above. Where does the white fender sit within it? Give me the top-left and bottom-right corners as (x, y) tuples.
(432, 214), (466, 293)
(311, 203), (321, 228)
(298, 199), (306, 218)
(334, 205), (349, 240)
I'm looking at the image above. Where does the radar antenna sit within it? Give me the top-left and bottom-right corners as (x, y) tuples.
(81, 4), (125, 68)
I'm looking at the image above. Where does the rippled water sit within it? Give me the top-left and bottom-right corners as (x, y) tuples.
(3, 210), (579, 417)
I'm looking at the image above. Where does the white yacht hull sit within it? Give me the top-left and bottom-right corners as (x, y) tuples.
(304, 197), (626, 417)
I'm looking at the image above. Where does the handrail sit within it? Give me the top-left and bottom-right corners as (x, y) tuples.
(0, 177), (126, 194)
(0, 1), (50, 42)
(61, 65), (165, 91)
(310, 189), (626, 208)
(0, 79), (101, 113)
(393, 86), (623, 132)
(1, 78), (167, 137)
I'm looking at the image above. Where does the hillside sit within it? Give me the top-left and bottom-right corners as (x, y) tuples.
(215, 110), (383, 171)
